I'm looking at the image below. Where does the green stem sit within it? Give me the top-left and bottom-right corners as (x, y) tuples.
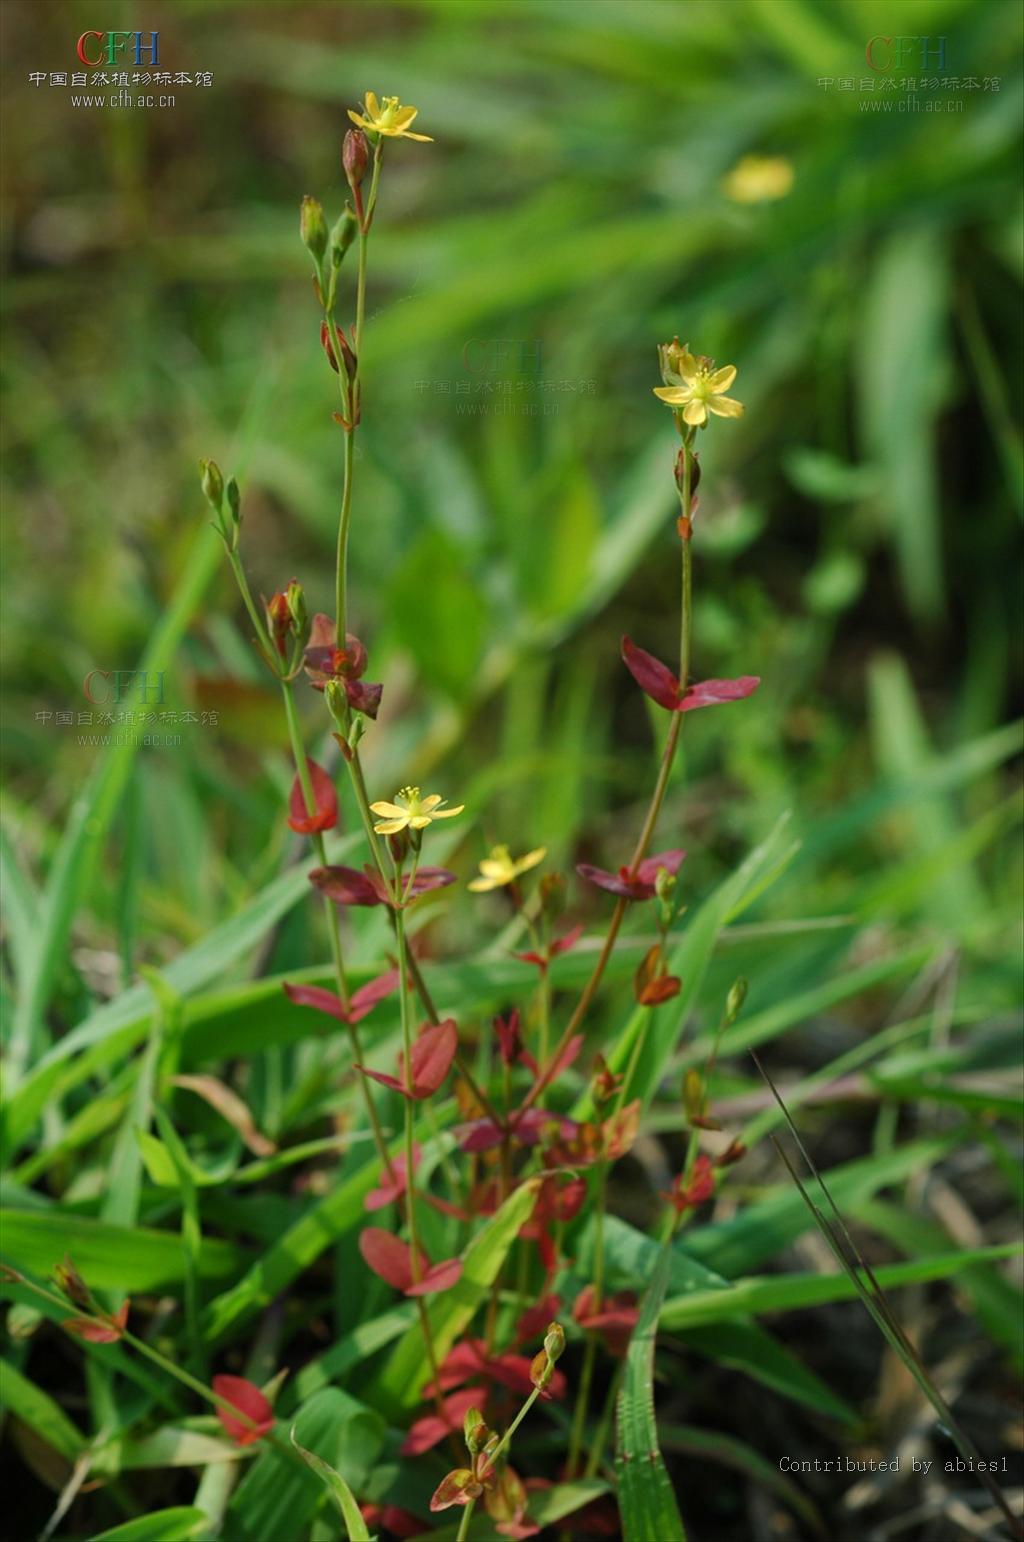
(226, 550), (277, 672)
(489, 1385), (541, 1468)
(583, 1359), (624, 1480)
(566, 1160), (608, 1476)
(455, 1498), (476, 1542)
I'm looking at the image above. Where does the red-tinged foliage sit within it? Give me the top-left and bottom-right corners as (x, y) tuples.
(286, 759), (338, 834)
(494, 1008), (525, 1067)
(63, 1300), (128, 1344)
(513, 922), (584, 973)
(303, 614), (382, 718)
(428, 1338), (567, 1403)
(308, 864), (383, 906)
(359, 1018), (458, 1100)
(400, 1386), (487, 1455)
(458, 1108), (577, 1154)
(358, 1227), (463, 1297)
(679, 675), (761, 712)
(621, 635), (760, 716)
(621, 634), (681, 709)
(663, 1152), (717, 1214)
(577, 848), (685, 901)
(212, 1374), (275, 1446)
(359, 1503), (422, 1538)
(521, 1177), (587, 1269)
(515, 1293), (562, 1345)
(486, 1465), (539, 1538)
(365, 1145), (420, 1212)
(430, 1468), (483, 1511)
(716, 1138), (747, 1168)
(283, 968), (398, 1027)
(573, 1285), (640, 1355)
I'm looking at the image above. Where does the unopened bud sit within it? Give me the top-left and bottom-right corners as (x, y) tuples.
(330, 209), (358, 268)
(726, 977), (748, 1024)
(463, 1408), (489, 1454)
(543, 1322), (566, 1362)
(591, 1053), (621, 1108)
(343, 128), (369, 189)
(529, 1349), (553, 1391)
(55, 1256), (91, 1308)
(682, 1067), (703, 1123)
(300, 195), (328, 263)
(225, 477), (241, 524)
(285, 579), (307, 636)
(199, 458), (224, 510)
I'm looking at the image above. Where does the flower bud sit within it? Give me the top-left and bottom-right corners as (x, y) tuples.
(199, 458), (224, 510)
(285, 579), (307, 637)
(343, 128), (369, 188)
(330, 209), (358, 268)
(726, 977), (748, 1024)
(716, 1138), (747, 1169)
(463, 1408), (489, 1454)
(543, 1321), (565, 1362)
(529, 1349), (553, 1391)
(300, 195), (328, 263)
(591, 1053), (621, 1108)
(55, 1255), (91, 1308)
(226, 477), (241, 524)
(682, 1067), (703, 1123)
(324, 678), (348, 727)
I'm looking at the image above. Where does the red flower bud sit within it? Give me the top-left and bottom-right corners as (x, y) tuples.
(343, 128), (369, 188)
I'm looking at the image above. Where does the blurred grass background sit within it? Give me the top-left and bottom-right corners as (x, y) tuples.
(2, 0), (1021, 992)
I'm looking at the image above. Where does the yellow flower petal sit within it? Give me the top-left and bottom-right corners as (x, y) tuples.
(409, 815), (432, 829)
(418, 794), (444, 813)
(430, 804), (465, 819)
(707, 395), (744, 418)
(373, 817), (408, 835)
(676, 352), (700, 384)
(467, 876), (499, 893)
(347, 109), (367, 128)
(515, 847), (547, 875)
(364, 91), (380, 119)
(653, 386), (689, 404)
(478, 859), (511, 879)
(392, 106), (418, 127)
(707, 365), (736, 393)
(682, 400), (707, 426)
(369, 801), (405, 818)
(399, 130), (434, 141)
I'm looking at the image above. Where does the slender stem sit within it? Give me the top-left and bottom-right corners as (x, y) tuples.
(566, 1159), (608, 1476)
(280, 681), (397, 1179)
(584, 1359), (624, 1480)
(455, 1498), (476, 1541)
(335, 429), (355, 645)
(226, 550), (276, 670)
(521, 453), (695, 1117)
(489, 1385), (541, 1467)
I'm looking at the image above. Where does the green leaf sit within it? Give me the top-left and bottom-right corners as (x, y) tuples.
(0, 1356), (86, 1461)
(616, 1241), (687, 1542)
(371, 1177), (542, 1416)
(660, 1246), (1022, 1329)
(0, 1209), (246, 1291)
(88, 1509), (209, 1542)
(289, 1424), (371, 1540)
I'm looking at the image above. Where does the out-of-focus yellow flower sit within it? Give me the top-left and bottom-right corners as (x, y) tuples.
(653, 347), (743, 427)
(347, 93), (433, 142)
(370, 786), (463, 835)
(723, 155), (794, 204)
(468, 844), (547, 893)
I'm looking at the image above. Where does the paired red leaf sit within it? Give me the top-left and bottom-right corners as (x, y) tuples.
(573, 1285), (640, 1355)
(662, 1153), (717, 1214)
(286, 760), (337, 835)
(577, 848), (685, 902)
(63, 1300), (129, 1344)
(428, 1338), (566, 1403)
(365, 1146), (420, 1213)
(458, 1108), (577, 1154)
(359, 1018), (458, 1100)
(308, 864), (383, 907)
(622, 635), (760, 715)
(400, 1386), (487, 1456)
(359, 1227), (463, 1298)
(283, 968), (398, 1028)
(513, 923), (583, 973)
(212, 1374), (275, 1446)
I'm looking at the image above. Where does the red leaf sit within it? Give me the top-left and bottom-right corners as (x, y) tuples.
(678, 675), (760, 712)
(358, 1228), (421, 1292)
(494, 1009), (522, 1066)
(287, 760), (337, 835)
(283, 982), (348, 1022)
(308, 865), (383, 907)
(365, 1146), (419, 1212)
(515, 1294), (562, 1345)
(638, 973), (681, 1006)
(212, 1374), (274, 1446)
(360, 1503), (422, 1539)
(621, 636), (681, 710)
(401, 1387), (486, 1455)
(407, 1018), (458, 1098)
(63, 1300), (128, 1344)
(348, 968), (400, 1024)
(549, 923), (583, 958)
(406, 1256), (463, 1297)
(430, 1469), (481, 1512)
(634, 849), (686, 886)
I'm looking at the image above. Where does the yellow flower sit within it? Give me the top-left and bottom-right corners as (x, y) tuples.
(347, 92), (432, 142)
(370, 785), (463, 835)
(468, 844), (547, 893)
(653, 346), (743, 428)
(723, 155), (794, 204)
